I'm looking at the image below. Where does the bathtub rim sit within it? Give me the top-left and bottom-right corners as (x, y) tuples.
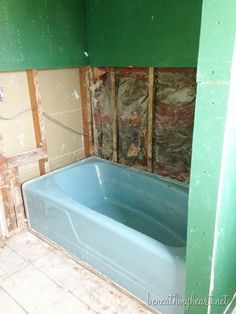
(22, 156), (189, 191)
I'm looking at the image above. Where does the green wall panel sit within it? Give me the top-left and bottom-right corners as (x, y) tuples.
(0, 0), (202, 70)
(86, 0), (202, 67)
(185, 0), (236, 312)
(0, 0), (88, 71)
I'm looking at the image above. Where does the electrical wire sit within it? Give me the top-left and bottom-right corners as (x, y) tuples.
(43, 112), (88, 136)
(0, 107), (88, 137)
(0, 108), (33, 120)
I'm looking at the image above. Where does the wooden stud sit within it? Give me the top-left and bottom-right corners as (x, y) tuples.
(89, 67), (99, 156)
(0, 146), (46, 235)
(6, 148), (44, 169)
(8, 167), (25, 229)
(111, 68), (118, 162)
(0, 154), (17, 233)
(147, 67), (155, 172)
(27, 70), (49, 175)
(79, 67), (91, 157)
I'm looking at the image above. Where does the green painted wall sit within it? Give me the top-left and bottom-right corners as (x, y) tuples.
(0, 0), (88, 71)
(86, 0), (202, 67)
(0, 0), (202, 70)
(185, 0), (236, 312)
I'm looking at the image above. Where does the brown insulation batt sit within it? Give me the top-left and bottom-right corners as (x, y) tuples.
(153, 68), (196, 182)
(90, 67), (196, 182)
(90, 67), (113, 159)
(117, 68), (148, 169)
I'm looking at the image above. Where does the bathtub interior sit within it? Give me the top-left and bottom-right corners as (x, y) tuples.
(52, 158), (188, 248)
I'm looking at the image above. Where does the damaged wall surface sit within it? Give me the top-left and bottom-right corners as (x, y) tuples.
(0, 69), (84, 182)
(0, 71), (39, 182)
(0, 68), (85, 235)
(89, 67), (196, 182)
(38, 69), (85, 170)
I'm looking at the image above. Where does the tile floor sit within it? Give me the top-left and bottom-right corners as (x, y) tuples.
(0, 231), (155, 314)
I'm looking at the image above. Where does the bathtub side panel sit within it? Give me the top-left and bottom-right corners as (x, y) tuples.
(22, 158), (187, 314)
(23, 187), (185, 314)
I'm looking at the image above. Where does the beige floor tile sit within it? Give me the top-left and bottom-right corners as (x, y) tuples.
(0, 246), (28, 279)
(1, 231), (155, 314)
(6, 231), (50, 262)
(0, 287), (27, 314)
(32, 248), (86, 289)
(34, 291), (92, 314)
(0, 264), (65, 313)
(124, 301), (155, 313)
(71, 271), (132, 313)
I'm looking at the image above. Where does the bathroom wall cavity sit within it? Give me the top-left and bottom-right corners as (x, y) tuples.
(89, 67), (196, 182)
(0, 68), (84, 183)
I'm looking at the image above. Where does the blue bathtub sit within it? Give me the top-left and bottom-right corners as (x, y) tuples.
(23, 157), (188, 314)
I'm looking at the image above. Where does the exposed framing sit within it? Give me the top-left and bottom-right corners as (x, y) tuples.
(111, 68), (118, 162)
(0, 154), (18, 233)
(0, 65), (195, 237)
(0, 67), (92, 237)
(89, 66), (157, 170)
(0, 148), (45, 236)
(0, 69), (49, 236)
(79, 67), (91, 157)
(147, 67), (155, 172)
(89, 67), (99, 156)
(27, 70), (49, 175)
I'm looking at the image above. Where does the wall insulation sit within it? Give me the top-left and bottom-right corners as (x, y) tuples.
(89, 67), (196, 182)
(153, 69), (196, 181)
(90, 68), (113, 159)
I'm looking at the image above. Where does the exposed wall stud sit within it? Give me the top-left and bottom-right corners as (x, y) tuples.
(27, 70), (49, 175)
(0, 154), (17, 233)
(147, 67), (155, 171)
(111, 67), (118, 162)
(79, 67), (91, 157)
(6, 148), (44, 169)
(8, 167), (25, 229)
(0, 145), (47, 236)
(88, 67), (99, 156)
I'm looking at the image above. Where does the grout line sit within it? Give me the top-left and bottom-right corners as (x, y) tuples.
(0, 246), (31, 281)
(3, 231), (156, 313)
(67, 290), (95, 312)
(4, 235), (51, 267)
(31, 254), (98, 312)
(28, 230), (158, 313)
(0, 259), (30, 281)
(0, 285), (29, 313)
(31, 262), (65, 290)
